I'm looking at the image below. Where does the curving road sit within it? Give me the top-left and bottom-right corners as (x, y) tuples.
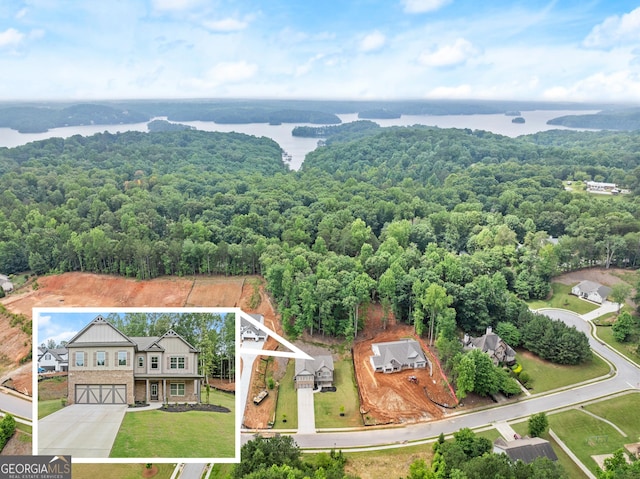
(242, 306), (640, 449)
(0, 387), (32, 421)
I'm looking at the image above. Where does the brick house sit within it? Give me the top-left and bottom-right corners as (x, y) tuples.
(66, 315), (202, 405)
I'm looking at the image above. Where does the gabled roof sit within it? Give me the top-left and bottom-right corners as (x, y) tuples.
(295, 355), (334, 377)
(66, 315), (137, 348)
(154, 329), (199, 353)
(494, 437), (558, 463)
(38, 347), (68, 362)
(129, 336), (162, 351)
(371, 339), (427, 369)
(574, 280), (612, 298)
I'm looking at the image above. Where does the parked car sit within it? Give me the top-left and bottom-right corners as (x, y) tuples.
(37, 367), (46, 373)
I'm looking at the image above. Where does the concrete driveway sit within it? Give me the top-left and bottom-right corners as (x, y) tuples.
(297, 388), (316, 434)
(39, 404), (128, 458)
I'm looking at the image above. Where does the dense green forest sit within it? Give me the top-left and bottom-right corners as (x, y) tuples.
(2, 124), (640, 374)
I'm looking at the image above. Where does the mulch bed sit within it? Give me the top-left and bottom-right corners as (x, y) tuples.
(160, 404), (231, 413)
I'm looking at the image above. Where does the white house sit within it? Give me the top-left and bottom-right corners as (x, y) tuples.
(571, 280), (612, 304)
(38, 347), (69, 372)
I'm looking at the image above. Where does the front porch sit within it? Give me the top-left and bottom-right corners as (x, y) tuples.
(134, 376), (202, 404)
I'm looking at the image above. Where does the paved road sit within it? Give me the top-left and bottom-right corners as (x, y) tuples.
(0, 388), (32, 420)
(39, 404), (128, 457)
(242, 306), (640, 449)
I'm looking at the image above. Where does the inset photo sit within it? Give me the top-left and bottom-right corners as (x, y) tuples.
(35, 308), (239, 462)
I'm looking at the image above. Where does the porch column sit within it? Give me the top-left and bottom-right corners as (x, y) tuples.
(163, 379), (167, 403)
(145, 379), (149, 403)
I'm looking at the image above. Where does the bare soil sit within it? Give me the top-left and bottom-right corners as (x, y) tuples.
(554, 267), (637, 308)
(37, 374), (68, 400)
(161, 404), (231, 413)
(0, 430), (32, 456)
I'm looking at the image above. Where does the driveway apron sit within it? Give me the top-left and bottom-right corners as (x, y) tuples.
(39, 404), (128, 458)
(297, 388), (316, 434)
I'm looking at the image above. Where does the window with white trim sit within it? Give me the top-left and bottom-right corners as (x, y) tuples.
(138, 356), (144, 368)
(170, 356), (185, 369)
(170, 383), (185, 396)
(96, 351), (106, 366)
(75, 351), (84, 367)
(151, 356), (159, 370)
(118, 351), (127, 366)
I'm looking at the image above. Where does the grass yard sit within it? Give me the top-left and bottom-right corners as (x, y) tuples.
(584, 392), (640, 438)
(110, 388), (235, 458)
(38, 398), (65, 419)
(515, 349), (610, 393)
(597, 325), (640, 365)
(527, 283), (600, 315)
(314, 358), (362, 428)
(343, 443), (435, 479)
(274, 359), (298, 429)
(548, 398), (638, 476)
(72, 463), (176, 479)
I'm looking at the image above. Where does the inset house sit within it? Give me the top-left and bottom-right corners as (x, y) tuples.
(462, 327), (516, 366)
(571, 280), (612, 304)
(493, 437), (558, 463)
(240, 314), (267, 342)
(370, 339), (428, 374)
(37, 347), (69, 372)
(66, 315), (202, 405)
(0, 274), (13, 293)
(294, 355), (334, 390)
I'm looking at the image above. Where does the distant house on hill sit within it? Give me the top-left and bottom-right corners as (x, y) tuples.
(370, 339), (428, 373)
(462, 327), (516, 366)
(294, 355), (334, 390)
(571, 280), (611, 304)
(493, 437), (558, 463)
(240, 314), (267, 342)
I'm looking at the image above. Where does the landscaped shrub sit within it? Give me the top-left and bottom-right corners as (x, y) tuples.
(0, 414), (16, 450)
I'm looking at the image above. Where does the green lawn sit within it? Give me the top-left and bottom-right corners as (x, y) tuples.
(38, 399), (65, 419)
(515, 349), (610, 393)
(110, 388), (235, 458)
(274, 359), (298, 429)
(72, 463), (176, 479)
(527, 283), (600, 315)
(314, 358), (362, 428)
(597, 325), (640, 365)
(548, 393), (640, 476)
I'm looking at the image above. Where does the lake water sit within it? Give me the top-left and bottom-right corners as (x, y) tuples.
(0, 109), (598, 171)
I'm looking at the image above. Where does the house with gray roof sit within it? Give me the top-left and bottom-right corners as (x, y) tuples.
(571, 280), (612, 304)
(38, 347), (69, 372)
(294, 355), (334, 390)
(462, 327), (516, 366)
(370, 339), (428, 374)
(240, 314), (267, 342)
(0, 274), (13, 293)
(493, 437), (558, 463)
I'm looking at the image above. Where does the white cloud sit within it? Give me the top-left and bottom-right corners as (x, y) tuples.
(295, 53), (326, 76)
(152, 0), (203, 12)
(402, 0), (451, 14)
(203, 18), (249, 33)
(15, 8), (27, 19)
(360, 31), (386, 52)
(187, 61), (258, 90)
(418, 38), (477, 67)
(584, 7), (640, 48)
(543, 70), (640, 101)
(0, 28), (24, 48)
(425, 84), (472, 99)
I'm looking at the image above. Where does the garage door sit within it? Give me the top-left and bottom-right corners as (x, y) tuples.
(75, 385), (127, 404)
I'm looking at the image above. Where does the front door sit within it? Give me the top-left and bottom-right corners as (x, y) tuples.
(150, 382), (158, 401)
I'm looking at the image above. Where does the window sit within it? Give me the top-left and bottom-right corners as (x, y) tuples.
(118, 351), (127, 366)
(151, 356), (159, 370)
(138, 356), (144, 368)
(45, 354), (51, 360)
(170, 383), (185, 396)
(75, 352), (84, 367)
(97, 351), (106, 366)
(170, 356), (185, 369)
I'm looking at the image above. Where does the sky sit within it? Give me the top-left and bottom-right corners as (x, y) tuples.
(1, 1), (640, 102)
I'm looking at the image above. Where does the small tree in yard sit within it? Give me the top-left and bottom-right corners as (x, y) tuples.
(611, 283), (632, 313)
(528, 412), (549, 438)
